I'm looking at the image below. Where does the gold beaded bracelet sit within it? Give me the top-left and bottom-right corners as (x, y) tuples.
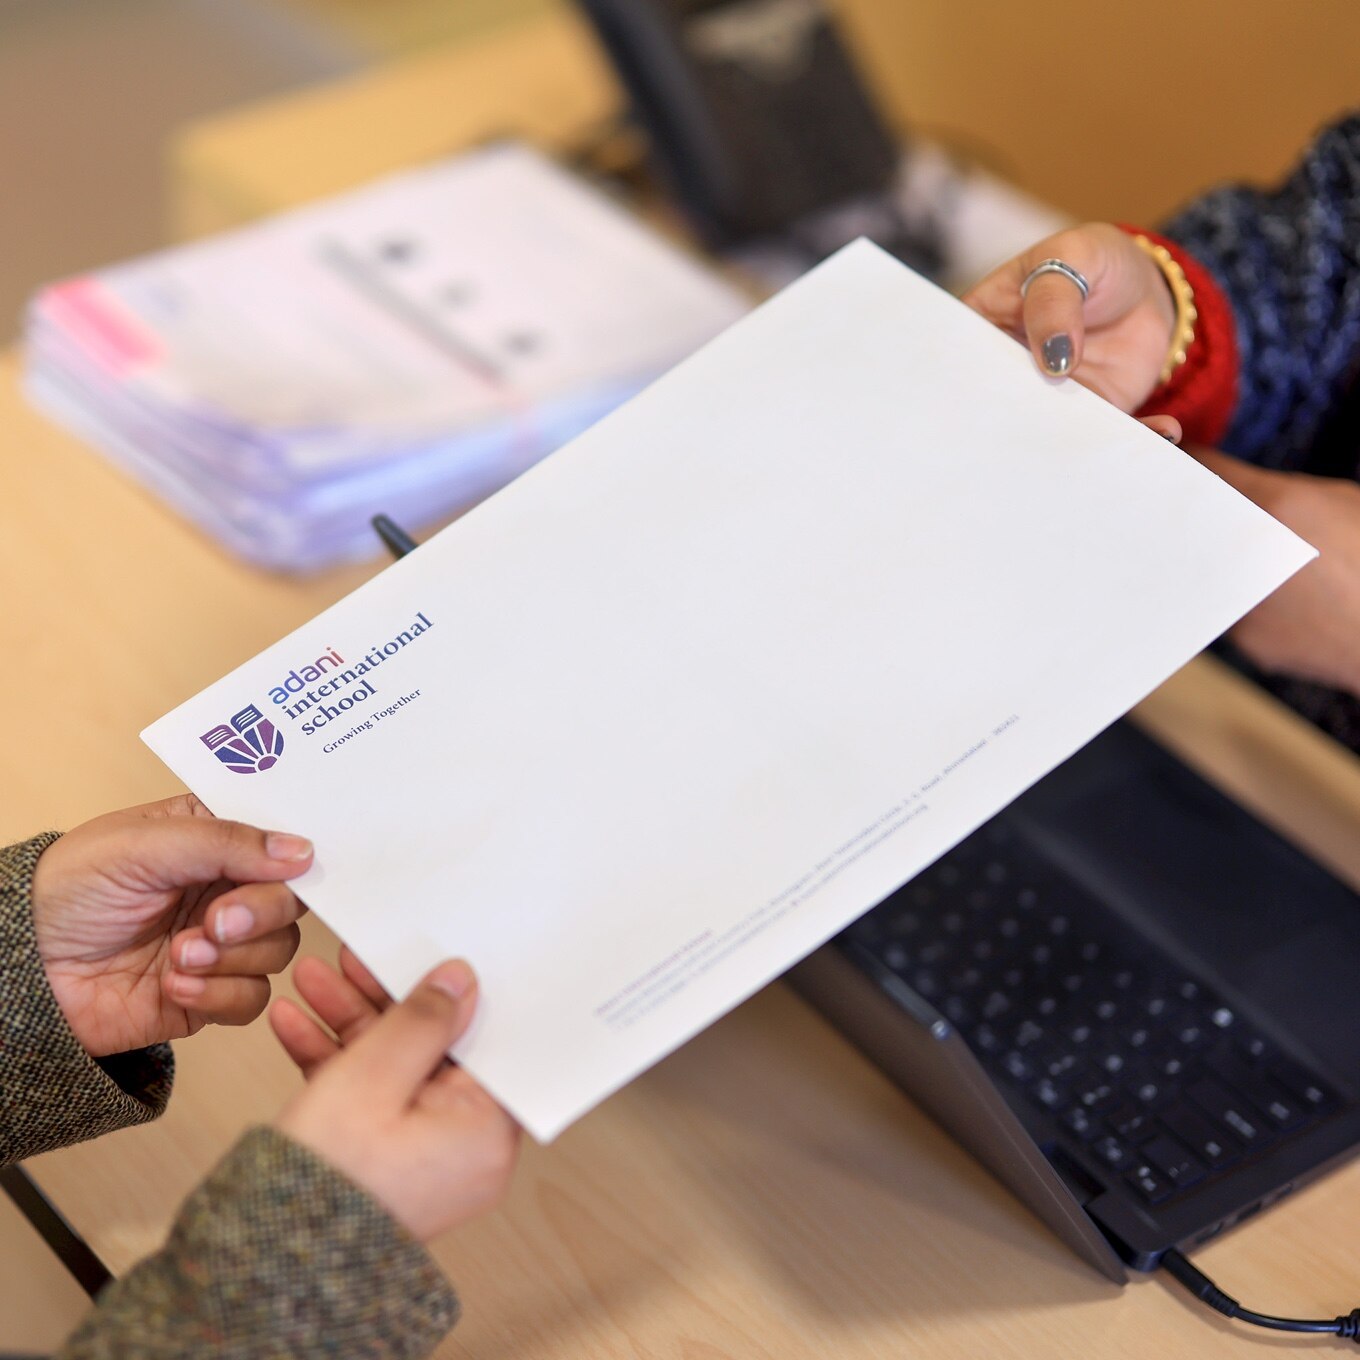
(1130, 233), (1198, 385)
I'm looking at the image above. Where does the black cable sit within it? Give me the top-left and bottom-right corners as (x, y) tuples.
(1162, 1247), (1360, 1343)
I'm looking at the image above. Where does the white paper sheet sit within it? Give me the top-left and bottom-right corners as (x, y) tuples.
(142, 240), (1314, 1141)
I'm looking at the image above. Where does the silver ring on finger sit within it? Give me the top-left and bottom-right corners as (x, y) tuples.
(1020, 258), (1090, 301)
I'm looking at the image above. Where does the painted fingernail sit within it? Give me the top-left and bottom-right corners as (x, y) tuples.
(1042, 334), (1072, 375)
(180, 938), (218, 968)
(168, 972), (206, 999)
(429, 959), (475, 1000)
(266, 832), (313, 862)
(214, 904), (255, 944)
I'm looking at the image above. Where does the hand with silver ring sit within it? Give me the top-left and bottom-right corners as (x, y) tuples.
(964, 223), (1181, 439)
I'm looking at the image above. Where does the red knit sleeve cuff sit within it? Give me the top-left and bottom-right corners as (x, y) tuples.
(1117, 224), (1239, 446)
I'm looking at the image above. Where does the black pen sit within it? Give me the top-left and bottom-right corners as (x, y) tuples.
(372, 513), (418, 560)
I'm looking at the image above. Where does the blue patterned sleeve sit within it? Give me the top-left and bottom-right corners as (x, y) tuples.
(1162, 114), (1360, 470)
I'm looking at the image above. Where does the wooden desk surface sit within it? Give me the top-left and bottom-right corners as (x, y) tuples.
(6, 347), (1360, 1356)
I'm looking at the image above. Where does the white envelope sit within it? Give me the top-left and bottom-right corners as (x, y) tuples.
(143, 240), (1313, 1141)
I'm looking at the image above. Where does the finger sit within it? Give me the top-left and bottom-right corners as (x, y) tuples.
(964, 227), (1101, 338)
(962, 257), (1028, 336)
(967, 227), (1133, 379)
(171, 923), (301, 976)
(319, 961), (477, 1106)
(203, 880), (308, 946)
(1139, 414), (1183, 445)
(164, 971), (272, 1025)
(339, 946), (393, 1011)
(294, 954), (385, 1045)
(270, 996), (340, 1077)
(117, 814), (313, 895)
(1021, 268), (1088, 377)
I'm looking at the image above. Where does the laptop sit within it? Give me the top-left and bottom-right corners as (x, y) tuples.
(789, 718), (1360, 1281)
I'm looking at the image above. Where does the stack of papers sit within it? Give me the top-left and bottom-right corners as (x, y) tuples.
(143, 242), (1312, 1141)
(24, 144), (748, 572)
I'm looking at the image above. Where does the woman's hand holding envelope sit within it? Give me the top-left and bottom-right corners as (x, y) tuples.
(966, 224), (1360, 703)
(963, 222), (1183, 442)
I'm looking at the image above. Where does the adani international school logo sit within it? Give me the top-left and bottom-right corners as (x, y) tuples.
(200, 704), (285, 775)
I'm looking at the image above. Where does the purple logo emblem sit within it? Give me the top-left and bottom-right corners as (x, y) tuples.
(200, 704), (285, 775)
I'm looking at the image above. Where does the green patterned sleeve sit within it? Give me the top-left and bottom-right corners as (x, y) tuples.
(57, 1126), (460, 1360)
(0, 834), (174, 1165)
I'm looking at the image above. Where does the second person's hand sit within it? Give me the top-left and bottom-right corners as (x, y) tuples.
(964, 222), (1179, 421)
(271, 954), (520, 1243)
(31, 795), (311, 1057)
(1192, 450), (1360, 697)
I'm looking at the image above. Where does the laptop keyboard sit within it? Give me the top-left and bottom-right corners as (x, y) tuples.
(840, 822), (1339, 1208)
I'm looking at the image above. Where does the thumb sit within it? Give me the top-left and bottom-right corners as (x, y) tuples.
(1020, 261), (1089, 378)
(110, 813), (313, 889)
(321, 960), (478, 1107)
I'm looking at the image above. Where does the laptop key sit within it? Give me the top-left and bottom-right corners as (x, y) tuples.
(1075, 1080), (1117, 1113)
(1125, 1162), (1173, 1204)
(1267, 1058), (1334, 1113)
(1121, 1062), (1170, 1107)
(1128, 1079), (1166, 1107)
(1187, 1078), (1274, 1152)
(1140, 1134), (1206, 1191)
(1158, 1103), (1240, 1171)
(1222, 1065), (1309, 1132)
(1256, 1089), (1306, 1132)
(1045, 1052), (1083, 1081)
(1093, 1135), (1134, 1171)
(1143, 994), (1176, 1020)
(1107, 1105), (1156, 1142)
(982, 991), (1011, 1020)
(1030, 1077), (1069, 1112)
(1063, 1106), (1100, 1141)
(1154, 1054), (1187, 1082)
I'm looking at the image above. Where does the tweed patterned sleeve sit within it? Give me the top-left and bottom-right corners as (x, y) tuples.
(1162, 114), (1360, 471)
(0, 834), (174, 1165)
(57, 1126), (460, 1360)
